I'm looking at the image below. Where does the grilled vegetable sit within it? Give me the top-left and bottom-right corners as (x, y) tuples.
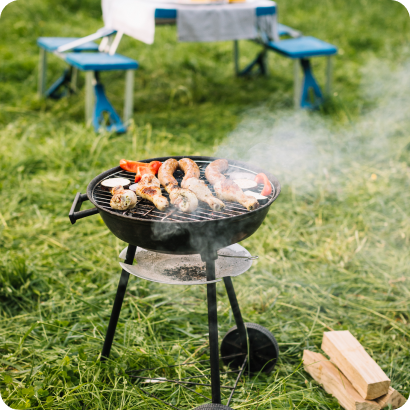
(233, 179), (258, 190)
(254, 173), (272, 196)
(119, 159), (162, 183)
(134, 163), (161, 183)
(101, 178), (131, 191)
(227, 172), (255, 180)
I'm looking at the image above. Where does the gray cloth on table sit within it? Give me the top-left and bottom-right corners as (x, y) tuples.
(177, 3), (257, 42)
(256, 14), (276, 41)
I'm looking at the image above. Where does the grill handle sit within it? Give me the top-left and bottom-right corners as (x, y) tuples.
(69, 192), (98, 225)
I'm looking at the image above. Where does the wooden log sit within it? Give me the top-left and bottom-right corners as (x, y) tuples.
(322, 331), (390, 400)
(376, 387), (407, 409)
(303, 350), (380, 410)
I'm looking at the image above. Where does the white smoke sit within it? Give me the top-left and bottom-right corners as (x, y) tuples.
(215, 58), (410, 191)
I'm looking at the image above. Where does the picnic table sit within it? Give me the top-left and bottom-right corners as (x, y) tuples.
(38, 0), (337, 132)
(101, 0), (278, 76)
(102, 0), (278, 45)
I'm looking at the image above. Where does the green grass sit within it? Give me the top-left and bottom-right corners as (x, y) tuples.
(1, 0), (410, 408)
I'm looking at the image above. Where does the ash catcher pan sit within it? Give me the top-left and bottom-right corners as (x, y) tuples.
(119, 243), (255, 285)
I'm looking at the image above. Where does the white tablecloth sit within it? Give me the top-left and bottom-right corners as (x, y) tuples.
(102, 0), (276, 44)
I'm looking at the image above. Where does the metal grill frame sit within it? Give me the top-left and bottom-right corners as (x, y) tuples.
(85, 156), (280, 255)
(88, 156), (280, 224)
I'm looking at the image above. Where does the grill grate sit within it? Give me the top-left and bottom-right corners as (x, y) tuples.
(92, 160), (273, 222)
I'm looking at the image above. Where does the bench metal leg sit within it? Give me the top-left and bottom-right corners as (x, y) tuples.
(237, 49), (268, 77)
(85, 71), (95, 124)
(233, 40), (239, 76)
(38, 48), (47, 97)
(262, 49), (269, 76)
(326, 56), (333, 96)
(123, 70), (134, 124)
(45, 68), (73, 100)
(71, 67), (78, 93)
(294, 59), (301, 109)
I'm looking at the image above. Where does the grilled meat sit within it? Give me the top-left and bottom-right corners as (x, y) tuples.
(179, 158), (201, 184)
(158, 159), (198, 213)
(205, 159), (259, 211)
(214, 180), (259, 211)
(110, 186), (138, 210)
(179, 158), (225, 211)
(205, 158), (228, 185)
(134, 174), (169, 211)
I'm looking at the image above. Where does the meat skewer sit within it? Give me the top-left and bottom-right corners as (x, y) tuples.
(133, 174), (169, 212)
(158, 158), (198, 213)
(179, 158), (225, 211)
(205, 159), (259, 211)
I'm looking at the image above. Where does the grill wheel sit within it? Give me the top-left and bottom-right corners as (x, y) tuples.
(220, 323), (279, 374)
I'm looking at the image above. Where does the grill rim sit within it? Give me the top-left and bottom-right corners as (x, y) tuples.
(87, 156), (281, 224)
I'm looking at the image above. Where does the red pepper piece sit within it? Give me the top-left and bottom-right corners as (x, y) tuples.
(254, 173), (272, 196)
(120, 159), (162, 182)
(135, 165), (153, 183)
(149, 161), (162, 174)
(120, 159), (145, 173)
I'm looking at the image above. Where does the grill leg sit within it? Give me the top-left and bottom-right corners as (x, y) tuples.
(223, 277), (247, 350)
(206, 259), (221, 404)
(101, 244), (137, 360)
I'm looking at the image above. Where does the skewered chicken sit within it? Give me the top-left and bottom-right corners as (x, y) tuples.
(179, 158), (225, 211)
(110, 186), (138, 210)
(158, 158), (198, 213)
(134, 174), (169, 211)
(205, 159), (259, 211)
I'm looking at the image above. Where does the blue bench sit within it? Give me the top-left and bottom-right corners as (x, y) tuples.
(236, 21), (337, 109)
(37, 37), (100, 99)
(64, 53), (138, 133)
(235, 23), (301, 77)
(37, 30), (138, 133)
(266, 36), (337, 109)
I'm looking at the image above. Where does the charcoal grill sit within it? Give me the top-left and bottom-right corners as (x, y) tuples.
(69, 156), (281, 410)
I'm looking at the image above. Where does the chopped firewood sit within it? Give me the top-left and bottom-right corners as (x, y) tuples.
(322, 331), (390, 400)
(376, 387), (407, 409)
(303, 350), (380, 410)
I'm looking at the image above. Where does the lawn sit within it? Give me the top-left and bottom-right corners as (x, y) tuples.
(1, 0), (410, 409)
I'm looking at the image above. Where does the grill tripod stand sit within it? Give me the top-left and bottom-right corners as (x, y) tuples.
(101, 244), (279, 409)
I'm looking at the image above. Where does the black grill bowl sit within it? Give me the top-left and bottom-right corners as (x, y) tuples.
(86, 156), (281, 255)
